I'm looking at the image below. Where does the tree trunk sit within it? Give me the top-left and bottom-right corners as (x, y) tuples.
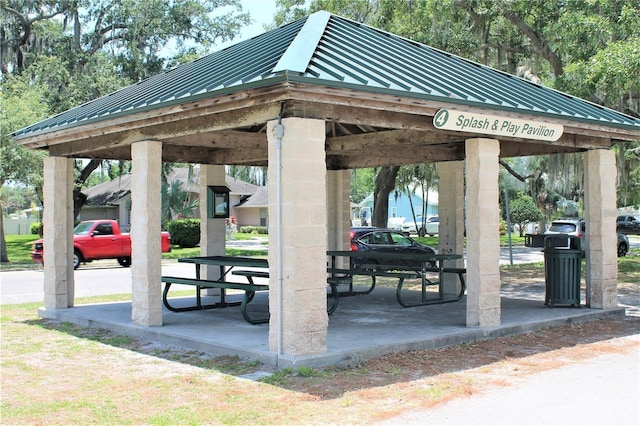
(0, 200), (8, 263)
(372, 166), (399, 228)
(501, 10), (564, 77)
(73, 159), (102, 221)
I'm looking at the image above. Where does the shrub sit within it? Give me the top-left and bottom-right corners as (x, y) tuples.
(166, 219), (201, 248)
(239, 226), (268, 234)
(31, 222), (43, 235)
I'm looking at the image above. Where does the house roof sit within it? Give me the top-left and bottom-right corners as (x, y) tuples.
(235, 186), (268, 208)
(13, 11), (640, 168)
(84, 168), (260, 206)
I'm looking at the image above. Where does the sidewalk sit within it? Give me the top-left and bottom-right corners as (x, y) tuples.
(379, 336), (640, 426)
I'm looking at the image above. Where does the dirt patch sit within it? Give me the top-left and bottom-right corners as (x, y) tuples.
(8, 313), (637, 425)
(2, 262), (639, 424)
(277, 316), (639, 398)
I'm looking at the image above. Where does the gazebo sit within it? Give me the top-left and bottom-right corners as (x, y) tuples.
(13, 11), (640, 363)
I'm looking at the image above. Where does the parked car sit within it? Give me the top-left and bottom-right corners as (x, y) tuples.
(616, 215), (640, 235)
(350, 227), (436, 268)
(401, 216), (439, 236)
(617, 233), (630, 257)
(544, 218), (629, 257)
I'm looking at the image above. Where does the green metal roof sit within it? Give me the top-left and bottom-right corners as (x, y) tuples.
(13, 10), (640, 139)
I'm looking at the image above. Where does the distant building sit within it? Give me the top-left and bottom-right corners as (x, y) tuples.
(80, 168), (264, 230)
(357, 190), (438, 227)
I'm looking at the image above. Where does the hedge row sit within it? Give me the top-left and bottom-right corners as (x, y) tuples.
(238, 226), (268, 234)
(166, 220), (268, 247)
(165, 219), (201, 248)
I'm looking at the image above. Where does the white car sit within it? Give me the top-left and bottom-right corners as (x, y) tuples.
(402, 216), (439, 236)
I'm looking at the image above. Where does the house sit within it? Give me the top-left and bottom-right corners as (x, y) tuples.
(356, 189), (438, 227)
(80, 167), (264, 230)
(234, 185), (268, 227)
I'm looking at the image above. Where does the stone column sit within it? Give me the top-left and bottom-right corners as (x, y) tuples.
(436, 161), (465, 296)
(199, 165), (227, 282)
(326, 170), (351, 268)
(130, 140), (163, 326)
(584, 149), (618, 308)
(42, 156), (74, 309)
(465, 138), (501, 327)
(267, 117), (328, 357)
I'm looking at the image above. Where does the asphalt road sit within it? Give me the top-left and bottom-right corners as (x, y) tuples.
(1, 236), (638, 305)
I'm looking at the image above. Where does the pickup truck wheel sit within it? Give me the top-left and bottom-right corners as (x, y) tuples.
(118, 257), (132, 267)
(73, 250), (81, 270)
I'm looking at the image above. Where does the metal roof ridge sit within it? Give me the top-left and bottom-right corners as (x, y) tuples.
(273, 10), (331, 73)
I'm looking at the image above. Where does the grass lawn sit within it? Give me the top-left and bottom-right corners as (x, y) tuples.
(1, 260), (638, 424)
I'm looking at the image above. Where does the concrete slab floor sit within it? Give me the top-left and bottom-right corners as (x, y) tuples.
(38, 283), (627, 369)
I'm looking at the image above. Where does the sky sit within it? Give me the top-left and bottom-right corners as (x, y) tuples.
(161, 1), (279, 58)
(239, 0), (279, 41)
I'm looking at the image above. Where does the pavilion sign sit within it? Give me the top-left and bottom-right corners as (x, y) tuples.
(433, 109), (563, 141)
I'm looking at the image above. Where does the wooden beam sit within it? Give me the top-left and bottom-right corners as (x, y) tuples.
(18, 92), (286, 150)
(164, 130), (267, 149)
(327, 143), (464, 169)
(500, 141), (585, 158)
(48, 105), (277, 157)
(326, 129), (465, 153)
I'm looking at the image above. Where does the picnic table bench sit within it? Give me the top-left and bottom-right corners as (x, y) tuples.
(230, 269), (339, 315)
(327, 250), (466, 307)
(162, 256), (339, 323)
(161, 255), (271, 324)
(161, 275), (269, 324)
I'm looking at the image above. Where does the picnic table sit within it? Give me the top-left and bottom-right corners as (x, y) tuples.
(162, 255), (339, 324)
(178, 255), (268, 304)
(161, 256), (270, 324)
(326, 250), (466, 307)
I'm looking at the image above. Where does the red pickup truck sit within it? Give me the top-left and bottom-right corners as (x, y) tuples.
(31, 220), (172, 269)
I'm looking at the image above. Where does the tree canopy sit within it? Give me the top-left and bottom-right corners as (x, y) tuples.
(274, 0), (640, 220)
(1, 0), (639, 246)
(0, 0), (252, 261)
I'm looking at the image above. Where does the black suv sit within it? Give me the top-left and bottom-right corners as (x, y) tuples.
(617, 215), (640, 235)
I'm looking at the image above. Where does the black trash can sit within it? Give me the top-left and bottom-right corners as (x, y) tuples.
(543, 235), (582, 307)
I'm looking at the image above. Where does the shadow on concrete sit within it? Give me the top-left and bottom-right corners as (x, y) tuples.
(37, 282), (627, 369)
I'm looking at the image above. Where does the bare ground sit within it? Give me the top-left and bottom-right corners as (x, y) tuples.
(1, 263), (639, 424)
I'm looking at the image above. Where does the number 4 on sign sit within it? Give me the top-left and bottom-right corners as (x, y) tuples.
(434, 109), (449, 128)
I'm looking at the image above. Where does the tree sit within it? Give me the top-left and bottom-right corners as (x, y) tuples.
(162, 180), (199, 225)
(227, 165), (266, 186)
(1, 0), (253, 216)
(397, 163), (438, 236)
(508, 194), (544, 237)
(0, 76), (48, 262)
(350, 168), (375, 204)
(1, 0), (254, 260)
(372, 166), (399, 227)
(454, 0), (640, 207)
(1, 0), (251, 79)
